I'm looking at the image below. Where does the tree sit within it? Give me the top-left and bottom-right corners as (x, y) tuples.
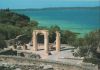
(61, 30), (77, 45)
(74, 29), (100, 59)
(0, 34), (7, 49)
(49, 25), (60, 43)
(84, 29), (100, 58)
(0, 9), (30, 27)
(29, 20), (39, 27)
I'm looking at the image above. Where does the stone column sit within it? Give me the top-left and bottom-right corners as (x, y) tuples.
(44, 31), (49, 54)
(33, 31), (38, 51)
(56, 31), (60, 52)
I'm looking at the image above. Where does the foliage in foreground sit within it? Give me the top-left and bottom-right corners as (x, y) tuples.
(73, 29), (100, 64)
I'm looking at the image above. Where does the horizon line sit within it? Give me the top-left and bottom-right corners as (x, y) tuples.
(0, 6), (100, 10)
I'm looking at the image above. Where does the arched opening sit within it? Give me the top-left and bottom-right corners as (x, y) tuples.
(37, 33), (44, 50)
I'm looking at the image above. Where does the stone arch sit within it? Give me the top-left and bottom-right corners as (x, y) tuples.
(32, 30), (61, 55)
(32, 30), (49, 54)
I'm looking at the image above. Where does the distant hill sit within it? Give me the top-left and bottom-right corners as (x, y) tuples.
(0, 9), (30, 27)
(11, 6), (100, 11)
(41, 6), (100, 10)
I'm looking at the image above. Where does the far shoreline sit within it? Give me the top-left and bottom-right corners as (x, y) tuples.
(3, 6), (100, 11)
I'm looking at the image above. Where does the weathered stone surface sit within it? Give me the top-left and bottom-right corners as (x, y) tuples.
(0, 55), (98, 70)
(43, 65), (53, 70)
(0, 63), (54, 70)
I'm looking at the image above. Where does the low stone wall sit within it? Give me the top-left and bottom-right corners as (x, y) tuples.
(0, 55), (98, 70)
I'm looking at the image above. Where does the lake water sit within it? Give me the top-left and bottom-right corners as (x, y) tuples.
(12, 8), (100, 37)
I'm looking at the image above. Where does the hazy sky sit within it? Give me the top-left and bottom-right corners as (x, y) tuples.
(0, 0), (100, 9)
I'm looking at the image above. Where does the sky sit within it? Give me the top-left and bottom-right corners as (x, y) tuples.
(0, 0), (100, 9)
